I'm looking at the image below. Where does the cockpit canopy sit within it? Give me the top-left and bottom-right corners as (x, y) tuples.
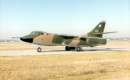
(30, 32), (37, 35)
(30, 31), (44, 35)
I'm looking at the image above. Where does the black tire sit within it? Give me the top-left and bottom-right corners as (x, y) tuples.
(76, 46), (81, 51)
(65, 46), (70, 51)
(37, 47), (42, 52)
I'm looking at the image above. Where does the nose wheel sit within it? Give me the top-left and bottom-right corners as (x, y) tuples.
(37, 47), (42, 52)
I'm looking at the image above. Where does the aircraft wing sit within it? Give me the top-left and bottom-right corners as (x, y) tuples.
(58, 34), (107, 39)
(58, 34), (77, 39)
(58, 33), (114, 39)
(79, 36), (105, 39)
(12, 37), (21, 38)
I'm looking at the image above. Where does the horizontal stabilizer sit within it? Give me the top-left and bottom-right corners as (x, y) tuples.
(93, 31), (117, 35)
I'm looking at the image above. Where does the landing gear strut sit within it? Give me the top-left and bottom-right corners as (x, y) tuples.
(37, 47), (42, 52)
(75, 46), (81, 51)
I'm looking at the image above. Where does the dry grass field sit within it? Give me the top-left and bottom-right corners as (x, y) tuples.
(0, 40), (130, 80)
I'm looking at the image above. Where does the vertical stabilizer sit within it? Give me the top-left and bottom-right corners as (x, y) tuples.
(87, 20), (106, 37)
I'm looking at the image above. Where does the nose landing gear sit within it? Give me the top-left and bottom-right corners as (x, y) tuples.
(37, 47), (42, 52)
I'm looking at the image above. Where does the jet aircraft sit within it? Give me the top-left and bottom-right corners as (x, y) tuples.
(20, 20), (115, 52)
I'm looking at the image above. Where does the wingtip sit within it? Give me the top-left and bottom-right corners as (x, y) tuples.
(100, 20), (106, 23)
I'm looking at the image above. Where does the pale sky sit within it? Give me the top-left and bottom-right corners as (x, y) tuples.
(0, 0), (130, 39)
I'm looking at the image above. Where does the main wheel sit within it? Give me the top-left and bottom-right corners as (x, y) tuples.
(37, 47), (42, 52)
(65, 46), (70, 51)
(75, 46), (81, 51)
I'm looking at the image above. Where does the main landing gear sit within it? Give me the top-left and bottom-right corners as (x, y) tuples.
(75, 46), (81, 51)
(65, 46), (81, 51)
(37, 46), (82, 52)
(37, 47), (42, 52)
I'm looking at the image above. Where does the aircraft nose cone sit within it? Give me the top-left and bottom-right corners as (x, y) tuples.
(20, 37), (33, 43)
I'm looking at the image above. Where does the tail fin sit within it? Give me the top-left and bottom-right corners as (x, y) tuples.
(87, 20), (106, 37)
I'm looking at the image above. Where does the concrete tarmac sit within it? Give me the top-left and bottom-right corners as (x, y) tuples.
(0, 46), (130, 56)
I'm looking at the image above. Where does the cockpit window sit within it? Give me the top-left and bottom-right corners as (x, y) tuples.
(30, 31), (44, 36)
(31, 32), (37, 35)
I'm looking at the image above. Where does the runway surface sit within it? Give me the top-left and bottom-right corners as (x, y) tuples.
(0, 46), (130, 56)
